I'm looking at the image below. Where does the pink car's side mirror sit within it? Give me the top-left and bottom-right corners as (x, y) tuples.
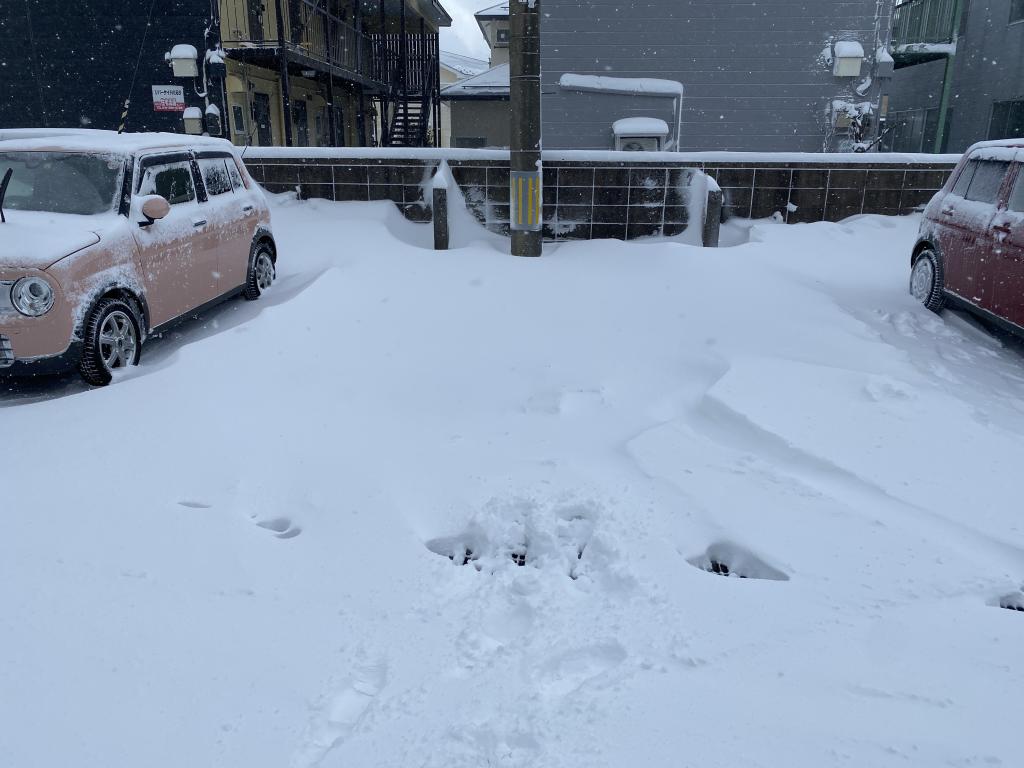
(138, 195), (171, 226)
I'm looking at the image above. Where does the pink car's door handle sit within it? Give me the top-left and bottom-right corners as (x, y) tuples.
(192, 218), (207, 228)
(993, 223), (1012, 235)
(940, 206), (955, 216)
(242, 204), (255, 213)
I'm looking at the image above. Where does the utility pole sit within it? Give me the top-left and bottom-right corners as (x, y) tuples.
(509, 0), (542, 257)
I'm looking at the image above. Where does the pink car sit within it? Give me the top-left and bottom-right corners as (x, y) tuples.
(0, 130), (275, 385)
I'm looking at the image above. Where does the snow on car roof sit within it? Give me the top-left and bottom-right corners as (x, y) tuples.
(0, 128), (236, 156)
(966, 138), (1024, 151)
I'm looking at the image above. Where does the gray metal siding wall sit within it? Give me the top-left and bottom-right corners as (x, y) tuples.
(886, 57), (946, 114)
(541, 0), (895, 152)
(945, 0), (1024, 150)
(450, 101), (512, 147)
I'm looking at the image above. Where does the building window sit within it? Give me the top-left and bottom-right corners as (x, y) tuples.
(1011, 0), (1024, 24)
(495, 27), (510, 46)
(883, 107), (952, 153)
(231, 104), (247, 136)
(989, 100), (1024, 140)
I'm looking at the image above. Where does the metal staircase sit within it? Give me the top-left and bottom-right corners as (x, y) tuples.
(372, 31), (440, 147)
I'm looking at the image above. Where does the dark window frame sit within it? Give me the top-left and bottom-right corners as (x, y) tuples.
(1011, 0), (1024, 24)
(989, 99), (1024, 140)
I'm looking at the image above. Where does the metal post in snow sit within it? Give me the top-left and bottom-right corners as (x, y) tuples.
(509, 0), (542, 257)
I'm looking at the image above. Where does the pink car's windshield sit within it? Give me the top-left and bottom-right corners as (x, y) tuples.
(0, 151), (125, 216)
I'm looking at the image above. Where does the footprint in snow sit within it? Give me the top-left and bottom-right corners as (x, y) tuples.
(292, 658), (389, 767)
(256, 516), (302, 539)
(534, 642), (628, 698)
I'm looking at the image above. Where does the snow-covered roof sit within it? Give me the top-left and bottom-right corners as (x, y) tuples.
(834, 41), (865, 59)
(475, 2), (509, 18)
(440, 63), (510, 99)
(613, 118), (670, 137)
(440, 50), (490, 78)
(559, 74), (685, 98)
(0, 128), (236, 155)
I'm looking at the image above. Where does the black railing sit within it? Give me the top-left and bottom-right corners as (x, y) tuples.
(221, 0), (374, 79)
(370, 32), (438, 95)
(891, 0), (957, 49)
(292, 0), (374, 75)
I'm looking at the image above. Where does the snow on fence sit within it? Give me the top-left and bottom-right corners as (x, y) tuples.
(242, 148), (960, 241)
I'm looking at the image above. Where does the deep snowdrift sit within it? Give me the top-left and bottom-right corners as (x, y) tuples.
(2, 199), (1022, 768)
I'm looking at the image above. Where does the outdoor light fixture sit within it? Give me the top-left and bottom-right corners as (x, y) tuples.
(206, 47), (227, 80)
(833, 41), (865, 77)
(167, 44), (200, 78)
(204, 103), (222, 136)
(183, 106), (204, 134)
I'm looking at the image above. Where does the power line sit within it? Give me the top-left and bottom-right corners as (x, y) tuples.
(119, 0), (160, 133)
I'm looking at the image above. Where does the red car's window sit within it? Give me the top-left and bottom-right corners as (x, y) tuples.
(951, 160), (977, 197)
(964, 161), (1010, 204)
(1009, 172), (1024, 213)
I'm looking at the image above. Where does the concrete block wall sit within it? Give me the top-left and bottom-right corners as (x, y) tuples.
(243, 150), (959, 240)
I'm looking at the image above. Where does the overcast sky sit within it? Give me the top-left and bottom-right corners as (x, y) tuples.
(439, 0), (491, 60)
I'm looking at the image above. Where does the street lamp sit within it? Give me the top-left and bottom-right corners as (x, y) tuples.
(183, 106), (204, 135)
(166, 44), (199, 78)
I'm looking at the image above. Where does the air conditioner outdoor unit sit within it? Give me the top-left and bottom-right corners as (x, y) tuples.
(613, 117), (670, 152)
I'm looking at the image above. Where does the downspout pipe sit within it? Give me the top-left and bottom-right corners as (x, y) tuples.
(934, 0), (964, 153)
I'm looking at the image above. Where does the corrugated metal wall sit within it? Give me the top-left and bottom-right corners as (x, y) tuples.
(540, 0), (895, 152)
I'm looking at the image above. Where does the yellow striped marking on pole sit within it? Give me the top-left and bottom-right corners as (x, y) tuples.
(511, 171), (542, 231)
(519, 177), (524, 226)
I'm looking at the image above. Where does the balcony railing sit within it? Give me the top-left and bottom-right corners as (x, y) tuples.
(220, 0), (374, 81)
(891, 0), (958, 49)
(370, 32), (439, 96)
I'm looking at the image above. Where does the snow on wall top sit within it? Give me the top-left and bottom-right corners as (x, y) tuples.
(613, 118), (670, 137)
(875, 46), (894, 64)
(834, 41), (865, 58)
(559, 74), (685, 98)
(0, 128), (235, 155)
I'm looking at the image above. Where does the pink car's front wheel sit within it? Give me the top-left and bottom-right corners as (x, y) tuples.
(78, 297), (143, 386)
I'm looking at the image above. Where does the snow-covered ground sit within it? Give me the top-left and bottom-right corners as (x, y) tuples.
(2, 199), (1023, 768)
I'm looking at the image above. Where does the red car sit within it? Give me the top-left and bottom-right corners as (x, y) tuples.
(911, 139), (1024, 333)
